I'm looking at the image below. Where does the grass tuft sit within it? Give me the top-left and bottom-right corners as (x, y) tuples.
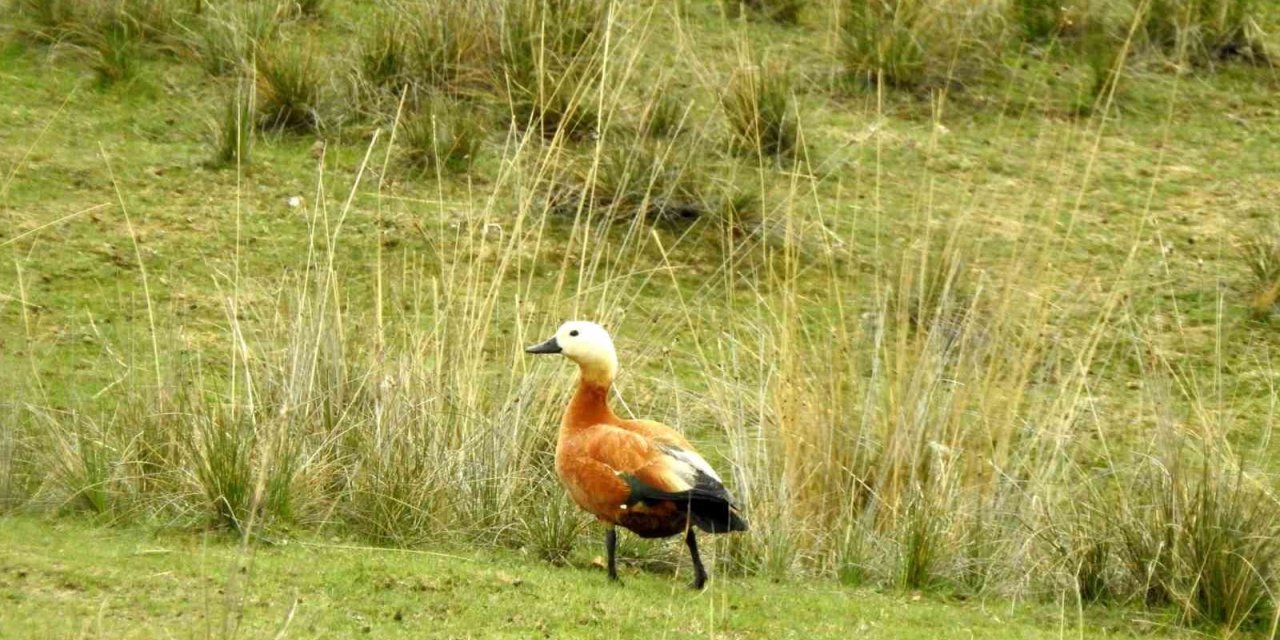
(839, 0), (931, 89)
(45, 412), (117, 515)
(498, 0), (606, 139)
(255, 41), (326, 133)
(185, 2), (279, 76)
(10, 0), (81, 42)
(1236, 227), (1280, 319)
(895, 483), (946, 590)
(185, 409), (255, 530)
(1008, 0), (1068, 42)
(83, 11), (144, 87)
(289, 0), (325, 20)
(838, 0), (995, 91)
(1177, 468), (1277, 629)
(549, 139), (712, 226)
(722, 62), (797, 159)
(638, 91), (685, 139)
(394, 1), (495, 98)
(211, 81), (254, 168)
(358, 12), (412, 91)
(888, 233), (972, 336)
(1139, 0), (1270, 64)
(399, 98), (485, 176)
(520, 484), (586, 563)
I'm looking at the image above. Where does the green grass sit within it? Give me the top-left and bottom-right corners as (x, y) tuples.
(3, 0), (1280, 636)
(0, 515), (1205, 639)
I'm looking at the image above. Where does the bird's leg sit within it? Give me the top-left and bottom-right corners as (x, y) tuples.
(685, 527), (708, 590)
(605, 526), (620, 582)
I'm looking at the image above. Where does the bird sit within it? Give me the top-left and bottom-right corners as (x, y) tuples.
(525, 320), (748, 589)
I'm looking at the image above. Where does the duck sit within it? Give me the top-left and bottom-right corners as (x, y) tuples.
(525, 320), (748, 589)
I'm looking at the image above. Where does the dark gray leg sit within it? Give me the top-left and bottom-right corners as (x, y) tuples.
(686, 528), (708, 589)
(605, 527), (620, 582)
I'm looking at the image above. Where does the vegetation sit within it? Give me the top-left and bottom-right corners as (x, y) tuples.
(838, 0), (998, 90)
(397, 98), (485, 175)
(722, 60), (797, 158)
(1238, 226), (1280, 319)
(211, 81), (253, 168)
(4, 515), (1210, 639)
(255, 41), (327, 133)
(1, 0), (1279, 637)
(729, 0), (807, 25)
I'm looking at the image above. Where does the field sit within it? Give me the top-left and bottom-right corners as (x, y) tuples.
(2, 0), (1280, 637)
(0, 515), (1219, 639)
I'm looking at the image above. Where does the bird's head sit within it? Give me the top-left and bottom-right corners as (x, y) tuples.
(525, 320), (618, 384)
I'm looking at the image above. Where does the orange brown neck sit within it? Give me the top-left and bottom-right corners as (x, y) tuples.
(562, 375), (618, 432)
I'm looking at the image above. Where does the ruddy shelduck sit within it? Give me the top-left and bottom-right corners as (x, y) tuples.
(525, 321), (748, 589)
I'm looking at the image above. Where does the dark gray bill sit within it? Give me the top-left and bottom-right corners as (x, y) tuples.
(524, 336), (562, 354)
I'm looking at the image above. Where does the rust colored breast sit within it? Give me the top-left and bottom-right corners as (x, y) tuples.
(555, 451), (631, 524)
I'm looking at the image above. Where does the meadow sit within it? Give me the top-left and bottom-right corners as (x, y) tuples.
(1, 0), (1279, 637)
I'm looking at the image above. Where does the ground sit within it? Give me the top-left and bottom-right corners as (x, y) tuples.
(0, 515), (1199, 639)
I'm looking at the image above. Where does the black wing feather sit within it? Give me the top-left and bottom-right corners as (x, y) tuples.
(619, 466), (749, 534)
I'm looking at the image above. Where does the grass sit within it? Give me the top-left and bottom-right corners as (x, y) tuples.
(1236, 225), (1280, 319)
(497, 0), (608, 139)
(184, 2), (280, 77)
(363, 0), (494, 99)
(721, 59), (797, 158)
(398, 98), (485, 176)
(211, 80), (253, 167)
(292, 0), (325, 20)
(837, 0), (987, 90)
(551, 138), (713, 225)
(0, 514), (1211, 639)
(1138, 0), (1270, 64)
(638, 90), (686, 138)
(2, 0), (1280, 637)
(255, 41), (326, 133)
(82, 11), (144, 87)
(1009, 0), (1068, 41)
(729, 0), (807, 25)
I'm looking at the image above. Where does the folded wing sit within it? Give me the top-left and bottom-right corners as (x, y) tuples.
(624, 443), (748, 533)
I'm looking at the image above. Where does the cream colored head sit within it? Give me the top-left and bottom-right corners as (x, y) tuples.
(524, 321), (619, 384)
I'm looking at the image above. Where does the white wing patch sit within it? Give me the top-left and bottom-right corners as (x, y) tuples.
(664, 447), (723, 483)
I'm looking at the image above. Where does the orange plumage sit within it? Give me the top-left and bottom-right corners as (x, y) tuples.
(556, 381), (697, 536)
(526, 321), (747, 589)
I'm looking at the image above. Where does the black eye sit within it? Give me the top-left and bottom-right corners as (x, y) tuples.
(569, 330), (579, 337)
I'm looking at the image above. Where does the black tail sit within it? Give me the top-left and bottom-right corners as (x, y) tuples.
(689, 499), (749, 534)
